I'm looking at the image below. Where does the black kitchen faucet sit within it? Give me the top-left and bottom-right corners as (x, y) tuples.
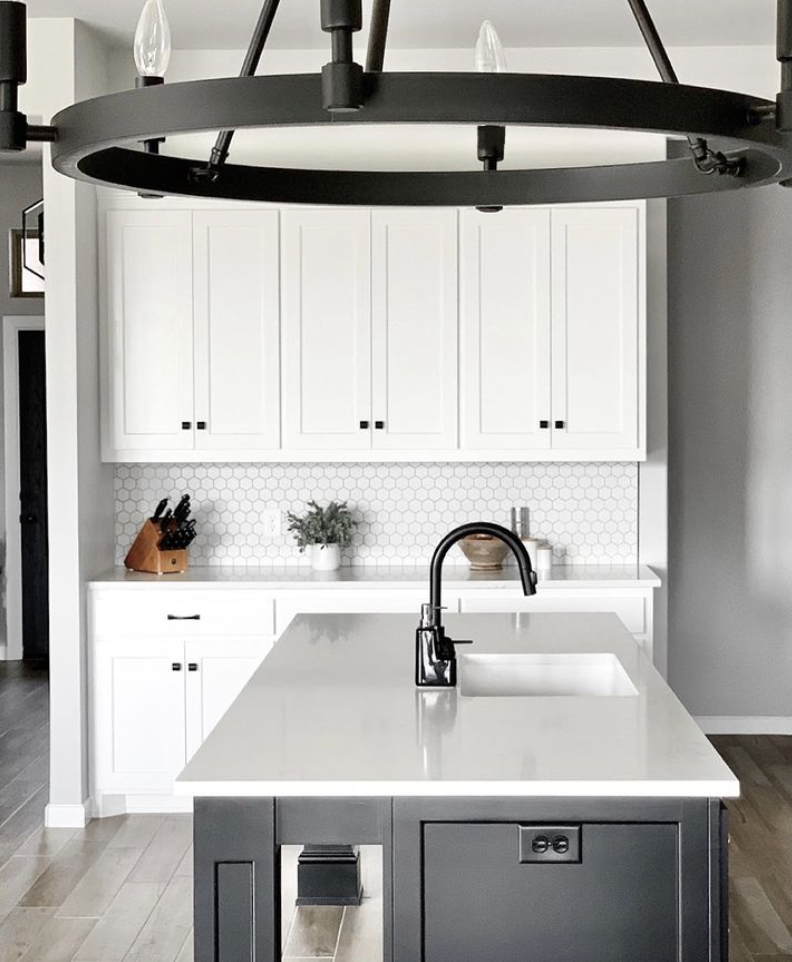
(415, 522), (537, 688)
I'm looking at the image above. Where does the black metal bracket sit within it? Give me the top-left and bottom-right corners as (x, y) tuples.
(191, 0), (283, 184)
(0, 2), (57, 152)
(625, 0), (742, 177)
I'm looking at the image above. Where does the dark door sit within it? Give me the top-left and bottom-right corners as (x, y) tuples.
(18, 330), (49, 661)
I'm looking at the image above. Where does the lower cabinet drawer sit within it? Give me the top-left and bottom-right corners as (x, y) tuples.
(423, 821), (678, 962)
(459, 592), (647, 635)
(92, 589), (276, 638)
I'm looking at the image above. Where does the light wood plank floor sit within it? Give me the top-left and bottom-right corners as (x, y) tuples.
(1, 664), (790, 960)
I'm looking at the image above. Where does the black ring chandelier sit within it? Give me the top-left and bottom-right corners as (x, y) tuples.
(3, 0), (792, 207)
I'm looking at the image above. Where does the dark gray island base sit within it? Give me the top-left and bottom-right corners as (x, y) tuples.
(194, 794), (728, 962)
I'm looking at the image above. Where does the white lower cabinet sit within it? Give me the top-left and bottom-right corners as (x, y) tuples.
(93, 639), (187, 797)
(184, 639), (265, 761)
(88, 578), (656, 812)
(91, 633), (271, 811)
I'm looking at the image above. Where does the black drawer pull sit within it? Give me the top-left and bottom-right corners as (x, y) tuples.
(359, 420), (369, 429)
(181, 421), (192, 430)
(171, 662), (182, 671)
(167, 614), (201, 621)
(555, 420), (565, 429)
(196, 421), (207, 430)
(539, 420), (549, 429)
(375, 420), (385, 430)
(188, 663), (199, 672)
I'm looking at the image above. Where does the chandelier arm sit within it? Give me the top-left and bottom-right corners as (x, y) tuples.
(626, 0), (741, 176)
(365, 0), (392, 72)
(197, 0), (284, 178)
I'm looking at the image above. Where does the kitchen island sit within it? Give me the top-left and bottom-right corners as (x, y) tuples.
(176, 611), (737, 962)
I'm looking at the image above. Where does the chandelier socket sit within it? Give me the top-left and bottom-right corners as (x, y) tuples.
(322, 61), (363, 112)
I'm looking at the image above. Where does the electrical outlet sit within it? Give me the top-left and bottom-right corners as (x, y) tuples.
(262, 509), (282, 538)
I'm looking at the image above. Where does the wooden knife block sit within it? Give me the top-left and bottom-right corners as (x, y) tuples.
(124, 519), (188, 575)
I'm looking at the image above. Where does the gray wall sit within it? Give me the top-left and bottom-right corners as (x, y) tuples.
(668, 184), (792, 719)
(0, 162), (44, 318)
(0, 161), (43, 646)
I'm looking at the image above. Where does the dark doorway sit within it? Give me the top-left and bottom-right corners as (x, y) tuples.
(18, 330), (48, 662)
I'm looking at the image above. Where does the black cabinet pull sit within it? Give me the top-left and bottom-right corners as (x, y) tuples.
(196, 421), (207, 430)
(555, 420), (565, 429)
(171, 662), (182, 671)
(359, 420), (369, 430)
(188, 663), (199, 672)
(539, 420), (549, 429)
(181, 421), (192, 430)
(375, 421), (385, 430)
(167, 614), (201, 621)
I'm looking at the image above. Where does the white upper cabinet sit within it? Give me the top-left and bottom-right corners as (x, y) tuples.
(281, 208), (372, 450)
(100, 196), (646, 462)
(371, 209), (458, 450)
(104, 209), (194, 452)
(193, 210), (281, 451)
(460, 209), (552, 451)
(550, 207), (644, 455)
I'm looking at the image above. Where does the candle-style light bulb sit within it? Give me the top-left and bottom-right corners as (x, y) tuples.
(134, 0), (172, 79)
(475, 20), (507, 73)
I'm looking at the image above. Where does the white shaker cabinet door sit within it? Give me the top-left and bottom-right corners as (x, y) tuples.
(93, 639), (187, 795)
(103, 209), (195, 453)
(281, 209), (372, 450)
(460, 209), (552, 451)
(193, 210), (281, 451)
(371, 209), (458, 450)
(550, 206), (644, 454)
(183, 638), (269, 761)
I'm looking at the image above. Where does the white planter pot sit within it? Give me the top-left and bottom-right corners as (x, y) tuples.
(310, 543), (341, 571)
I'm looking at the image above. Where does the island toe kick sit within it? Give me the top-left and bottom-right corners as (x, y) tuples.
(193, 794), (728, 962)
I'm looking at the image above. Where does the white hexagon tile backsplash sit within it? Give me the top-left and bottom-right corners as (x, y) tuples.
(114, 462), (638, 567)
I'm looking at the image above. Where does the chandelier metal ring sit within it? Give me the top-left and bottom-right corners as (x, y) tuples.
(49, 73), (790, 206)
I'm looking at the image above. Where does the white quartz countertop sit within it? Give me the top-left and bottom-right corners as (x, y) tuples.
(175, 611), (736, 799)
(89, 563), (660, 590)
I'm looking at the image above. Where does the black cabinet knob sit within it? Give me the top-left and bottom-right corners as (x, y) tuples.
(375, 421), (385, 430)
(188, 663), (199, 672)
(181, 422), (192, 430)
(196, 421), (207, 430)
(359, 420), (369, 430)
(171, 663), (182, 671)
(539, 420), (549, 429)
(555, 420), (565, 429)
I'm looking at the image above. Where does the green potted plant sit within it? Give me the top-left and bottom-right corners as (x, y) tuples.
(286, 500), (357, 571)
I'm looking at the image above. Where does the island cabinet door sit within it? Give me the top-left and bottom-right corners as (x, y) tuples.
(183, 638), (270, 760)
(93, 639), (187, 795)
(418, 822), (685, 962)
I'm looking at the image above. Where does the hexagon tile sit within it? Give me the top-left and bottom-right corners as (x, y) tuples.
(114, 462), (639, 567)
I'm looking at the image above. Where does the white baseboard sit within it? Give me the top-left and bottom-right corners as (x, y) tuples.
(45, 802), (89, 828)
(89, 794), (193, 817)
(0, 645), (6, 661)
(696, 716), (792, 735)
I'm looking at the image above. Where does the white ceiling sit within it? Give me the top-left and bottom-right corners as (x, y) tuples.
(26, 0), (776, 51)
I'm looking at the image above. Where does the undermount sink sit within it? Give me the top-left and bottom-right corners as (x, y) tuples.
(458, 652), (638, 698)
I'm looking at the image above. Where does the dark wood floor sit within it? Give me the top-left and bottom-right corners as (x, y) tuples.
(711, 734), (792, 961)
(0, 663), (790, 960)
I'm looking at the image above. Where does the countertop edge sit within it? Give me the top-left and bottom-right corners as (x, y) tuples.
(87, 564), (662, 590)
(173, 778), (739, 799)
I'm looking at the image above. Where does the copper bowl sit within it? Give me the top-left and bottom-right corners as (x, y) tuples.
(459, 534), (510, 571)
